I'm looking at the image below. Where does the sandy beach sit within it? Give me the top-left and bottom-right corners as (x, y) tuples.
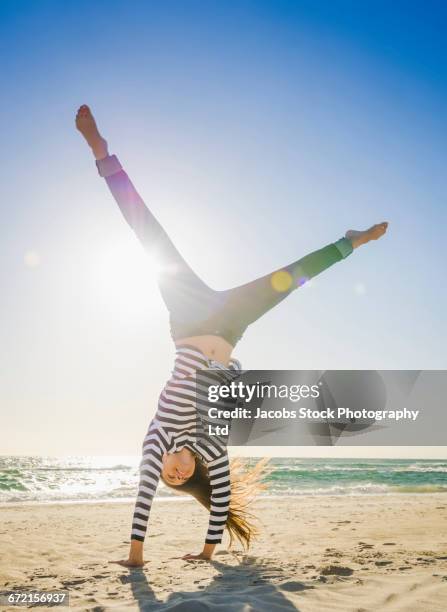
(1, 494), (447, 611)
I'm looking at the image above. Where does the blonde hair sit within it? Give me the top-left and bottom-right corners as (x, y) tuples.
(162, 456), (269, 549)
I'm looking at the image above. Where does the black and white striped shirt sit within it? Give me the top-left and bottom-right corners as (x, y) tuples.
(131, 345), (242, 545)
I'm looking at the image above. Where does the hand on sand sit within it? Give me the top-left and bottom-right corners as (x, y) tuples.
(181, 552), (212, 562)
(109, 559), (146, 568)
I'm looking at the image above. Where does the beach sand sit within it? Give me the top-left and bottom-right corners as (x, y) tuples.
(1, 494), (447, 611)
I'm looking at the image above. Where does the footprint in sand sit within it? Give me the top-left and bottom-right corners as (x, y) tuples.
(385, 593), (398, 603)
(375, 561), (393, 566)
(416, 557), (435, 563)
(92, 573), (112, 579)
(320, 565), (354, 576)
(324, 549), (343, 558)
(61, 578), (87, 587)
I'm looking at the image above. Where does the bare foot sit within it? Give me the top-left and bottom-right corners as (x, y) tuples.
(109, 559), (145, 568)
(346, 222), (389, 249)
(75, 104), (108, 160)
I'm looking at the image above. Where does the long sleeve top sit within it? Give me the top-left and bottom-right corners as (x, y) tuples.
(131, 345), (241, 544)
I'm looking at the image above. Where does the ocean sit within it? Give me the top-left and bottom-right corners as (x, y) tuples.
(0, 456), (446, 505)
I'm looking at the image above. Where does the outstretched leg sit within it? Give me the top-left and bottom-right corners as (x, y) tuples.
(209, 223), (388, 345)
(76, 105), (218, 325)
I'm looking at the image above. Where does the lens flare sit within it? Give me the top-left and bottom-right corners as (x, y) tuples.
(355, 282), (366, 295)
(24, 250), (41, 268)
(271, 270), (293, 292)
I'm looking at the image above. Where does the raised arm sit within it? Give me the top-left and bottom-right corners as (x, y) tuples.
(183, 451), (231, 561)
(131, 427), (168, 541)
(121, 424), (169, 567)
(206, 452), (231, 543)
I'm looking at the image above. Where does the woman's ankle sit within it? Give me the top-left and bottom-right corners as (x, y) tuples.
(91, 138), (109, 161)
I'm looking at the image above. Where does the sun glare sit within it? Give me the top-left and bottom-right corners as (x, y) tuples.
(90, 236), (163, 321)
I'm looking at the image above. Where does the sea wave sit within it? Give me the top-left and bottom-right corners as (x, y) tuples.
(30, 464), (135, 472)
(266, 483), (447, 496)
(394, 465), (447, 473)
(1, 456), (446, 504)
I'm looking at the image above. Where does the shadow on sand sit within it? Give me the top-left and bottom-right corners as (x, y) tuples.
(119, 555), (314, 611)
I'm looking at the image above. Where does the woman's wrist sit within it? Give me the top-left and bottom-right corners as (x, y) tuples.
(129, 538), (144, 560)
(202, 543), (216, 559)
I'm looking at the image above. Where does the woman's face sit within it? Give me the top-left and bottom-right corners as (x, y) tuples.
(161, 449), (196, 485)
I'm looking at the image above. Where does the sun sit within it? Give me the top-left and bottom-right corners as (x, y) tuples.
(90, 234), (163, 322)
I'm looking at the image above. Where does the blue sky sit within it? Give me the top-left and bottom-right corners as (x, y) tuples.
(1, 1), (446, 455)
